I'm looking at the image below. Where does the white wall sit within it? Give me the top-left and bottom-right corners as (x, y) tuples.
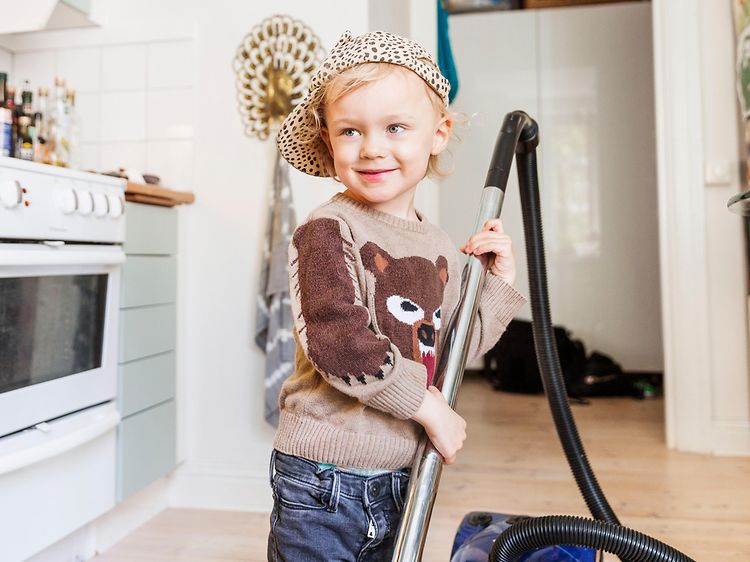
(0, 46), (11, 73)
(440, 3), (661, 372)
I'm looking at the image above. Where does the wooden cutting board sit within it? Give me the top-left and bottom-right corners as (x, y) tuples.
(125, 193), (179, 207)
(125, 181), (195, 205)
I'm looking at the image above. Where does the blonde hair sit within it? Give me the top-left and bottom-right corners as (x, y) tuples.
(302, 62), (457, 179)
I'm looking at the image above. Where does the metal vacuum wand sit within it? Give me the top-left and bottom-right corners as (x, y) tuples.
(391, 111), (539, 562)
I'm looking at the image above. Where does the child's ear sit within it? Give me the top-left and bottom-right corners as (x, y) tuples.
(321, 126), (333, 154)
(431, 114), (453, 156)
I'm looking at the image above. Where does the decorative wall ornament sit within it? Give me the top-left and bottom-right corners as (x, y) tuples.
(234, 14), (326, 140)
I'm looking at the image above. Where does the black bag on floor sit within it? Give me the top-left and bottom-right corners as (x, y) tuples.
(483, 319), (586, 394)
(484, 319), (661, 398)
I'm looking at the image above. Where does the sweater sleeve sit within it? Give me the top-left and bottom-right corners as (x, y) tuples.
(464, 262), (527, 365)
(289, 217), (427, 420)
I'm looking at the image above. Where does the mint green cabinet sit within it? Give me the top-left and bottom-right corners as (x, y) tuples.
(117, 202), (178, 502)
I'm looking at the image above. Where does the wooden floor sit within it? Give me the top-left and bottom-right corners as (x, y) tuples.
(96, 374), (750, 561)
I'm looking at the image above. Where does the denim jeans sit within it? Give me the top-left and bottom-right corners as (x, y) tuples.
(267, 450), (411, 562)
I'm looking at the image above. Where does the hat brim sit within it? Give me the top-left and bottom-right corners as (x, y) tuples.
(276, 92), (332, 178)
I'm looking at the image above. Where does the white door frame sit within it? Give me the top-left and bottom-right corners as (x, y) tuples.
(653, 0), (750, 455)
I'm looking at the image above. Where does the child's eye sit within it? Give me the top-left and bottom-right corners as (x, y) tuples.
(341, 128), (359, 137)
(387, 124), (405, 134)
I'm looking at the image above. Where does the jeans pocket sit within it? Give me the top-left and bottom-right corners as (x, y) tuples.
(274, 474), (329, 511)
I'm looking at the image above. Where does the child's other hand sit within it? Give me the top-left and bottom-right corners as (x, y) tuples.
(459, 219), (516, 285)
(411, 386), (467, 464)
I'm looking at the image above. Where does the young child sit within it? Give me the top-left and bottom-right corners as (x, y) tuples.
(268, 30), (525, 561)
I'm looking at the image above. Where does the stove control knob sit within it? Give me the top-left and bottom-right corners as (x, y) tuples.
(107, 194), (124, 218)
(0, 180), (22, 209)
(92, 192), (109, 217)
(76, 190), (94, 215)
(58, 188), (78, 214)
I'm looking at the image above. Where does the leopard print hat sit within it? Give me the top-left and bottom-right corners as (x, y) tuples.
(276, 30), (451, 177)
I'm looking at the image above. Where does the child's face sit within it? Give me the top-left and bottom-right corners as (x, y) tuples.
(321, 69), (451, 210)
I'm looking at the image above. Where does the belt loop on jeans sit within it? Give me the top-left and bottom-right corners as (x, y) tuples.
(326, 468), (341, 513)
(269, 450), (278, 487)
(391, 472), (403, 511)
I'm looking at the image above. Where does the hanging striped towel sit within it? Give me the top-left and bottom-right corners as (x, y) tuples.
(255, 151), (297, 426)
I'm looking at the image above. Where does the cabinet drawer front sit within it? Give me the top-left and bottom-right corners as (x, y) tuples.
(119, 352), (176, 417)
(123, 202), (177, 255)
(119, 304), (176, 363)
(117, 400), (176, 501)
(121, 255), (176, 308)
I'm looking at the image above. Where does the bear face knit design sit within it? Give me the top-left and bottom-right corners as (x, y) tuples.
(359, 242), (448, 387)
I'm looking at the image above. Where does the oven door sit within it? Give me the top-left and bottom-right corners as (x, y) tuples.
(0, 243), (124, 438)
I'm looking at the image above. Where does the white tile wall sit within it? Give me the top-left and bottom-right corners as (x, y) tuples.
(0, 48), (11, 75)
(100, 91), (146, 142)
(145, 140), (193, 189)
(80, 143), (100, 171)
(100, 141), (146, 172)
(147, 40), (193, 89)
(76, 92), (101, 143)
(13, 50), (57, 93)
(101, 44), (147, 91)
(57, 47), (101, 93)
(146, 88), (192, 139)
(5, 40), (193, 183)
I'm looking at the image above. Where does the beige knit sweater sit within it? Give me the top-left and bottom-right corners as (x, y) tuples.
(274, 193), (526, 469)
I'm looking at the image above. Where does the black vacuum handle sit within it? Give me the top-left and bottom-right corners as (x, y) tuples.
(484, 110), (539, 191)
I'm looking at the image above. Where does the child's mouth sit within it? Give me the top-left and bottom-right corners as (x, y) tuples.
(357, 168), (396, 181)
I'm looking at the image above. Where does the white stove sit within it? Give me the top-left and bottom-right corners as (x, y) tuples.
(0, 157), (126, 562)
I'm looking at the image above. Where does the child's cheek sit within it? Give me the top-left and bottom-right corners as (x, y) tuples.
(331, 138), (358, 164)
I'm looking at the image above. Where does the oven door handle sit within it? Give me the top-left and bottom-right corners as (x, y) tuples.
(0, 245), (125, 267)
(0, 407), (121, 476)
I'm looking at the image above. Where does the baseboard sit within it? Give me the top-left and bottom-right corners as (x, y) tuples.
(712, 420), (750, 456)
(25, 527), (95, 562)
(93, 476), (171, 553)
(169, 459), (272, 512)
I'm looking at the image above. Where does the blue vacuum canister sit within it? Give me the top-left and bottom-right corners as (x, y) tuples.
(451, 512), (596, 562)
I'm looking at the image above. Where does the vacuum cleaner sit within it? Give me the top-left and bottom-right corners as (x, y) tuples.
(390, 111), (696, 562)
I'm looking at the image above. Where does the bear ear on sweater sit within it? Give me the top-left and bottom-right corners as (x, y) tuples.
(436, 255), (448, 286)
(361, 241), (394, 275)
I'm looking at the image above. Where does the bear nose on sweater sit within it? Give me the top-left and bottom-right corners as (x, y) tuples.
(417, 322), (435, 347)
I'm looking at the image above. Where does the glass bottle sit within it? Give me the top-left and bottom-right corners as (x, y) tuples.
(16, 115), (34, 161)
(65, 89), (81, 169)
(5, 85), (18, 158)
(48, 77), (69, 166)
(21, 80), (32, 117)
(0, 72), (10, 157)
(34, 87), (49, 163)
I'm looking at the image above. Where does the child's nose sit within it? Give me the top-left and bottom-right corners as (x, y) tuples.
(360, 136), (387, 159)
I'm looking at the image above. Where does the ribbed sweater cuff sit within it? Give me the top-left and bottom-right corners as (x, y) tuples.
(482, 274), (527, 327)
(366, 359), (427, 420)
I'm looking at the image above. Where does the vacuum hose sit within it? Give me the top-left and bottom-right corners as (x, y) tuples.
(490, 516), (694, 562)
(487, 112), (695, 562)
(515, 148), (620, 524)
